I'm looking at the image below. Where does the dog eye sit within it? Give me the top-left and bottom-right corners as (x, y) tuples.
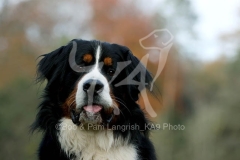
(107, 69), (115, 76)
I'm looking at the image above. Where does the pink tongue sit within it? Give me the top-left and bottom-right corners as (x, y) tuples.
(83, 105), (102, 113)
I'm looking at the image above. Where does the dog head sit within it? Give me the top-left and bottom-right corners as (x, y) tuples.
(36, 39), (153, 129)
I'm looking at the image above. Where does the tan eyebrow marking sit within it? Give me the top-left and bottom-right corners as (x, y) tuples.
(104, 57), (112, 66)
(83, 54), (93, 63)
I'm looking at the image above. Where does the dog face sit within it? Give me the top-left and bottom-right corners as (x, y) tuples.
(37, 39), (152, 128)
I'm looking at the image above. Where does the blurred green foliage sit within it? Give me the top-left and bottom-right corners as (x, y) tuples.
(0, 79), (41, 160)
(152, 52), (240, 160)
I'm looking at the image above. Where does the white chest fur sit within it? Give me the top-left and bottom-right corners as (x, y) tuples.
(58, 118), (138, 160)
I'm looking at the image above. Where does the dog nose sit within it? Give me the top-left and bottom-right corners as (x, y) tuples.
(83, 79), (104, 94)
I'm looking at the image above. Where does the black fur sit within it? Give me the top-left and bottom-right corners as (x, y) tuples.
(32, 39), (157, 160)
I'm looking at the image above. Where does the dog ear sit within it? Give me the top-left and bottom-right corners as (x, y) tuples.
(124, 50), (153, 101)
(37, 44), (71, 86)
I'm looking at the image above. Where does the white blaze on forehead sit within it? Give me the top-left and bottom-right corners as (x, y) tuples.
(95, 45), (101, 68)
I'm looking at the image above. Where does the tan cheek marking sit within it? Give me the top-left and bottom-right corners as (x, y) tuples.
(62, 88), (77, 118)
(83, 53), (93, 63)
(104, 57), (112, 66)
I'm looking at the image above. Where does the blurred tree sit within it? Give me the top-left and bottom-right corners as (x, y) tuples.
(88, 0), (192, 116)
(88, 0), (163, 113)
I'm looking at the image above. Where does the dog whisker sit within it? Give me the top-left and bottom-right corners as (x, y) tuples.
(113, 99), (132, 115)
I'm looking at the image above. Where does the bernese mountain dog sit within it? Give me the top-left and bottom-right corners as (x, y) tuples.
(32, 39), (157, 160)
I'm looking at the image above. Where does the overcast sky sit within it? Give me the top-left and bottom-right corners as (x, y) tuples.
(192, 0), (240, 61)
(144, 0), (240, 61)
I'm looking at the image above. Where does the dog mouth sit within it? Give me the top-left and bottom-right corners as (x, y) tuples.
(70, 104), (115, 126)
(83, 105), (102, 113)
